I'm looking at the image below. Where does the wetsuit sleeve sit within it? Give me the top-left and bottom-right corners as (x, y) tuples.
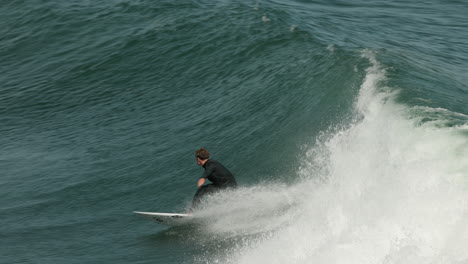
(201, 162), (214, 180)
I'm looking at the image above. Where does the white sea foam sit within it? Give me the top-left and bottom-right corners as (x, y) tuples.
(198, 51), (468, 264)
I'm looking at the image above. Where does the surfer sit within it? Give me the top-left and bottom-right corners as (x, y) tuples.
(190, 148), (237, 211)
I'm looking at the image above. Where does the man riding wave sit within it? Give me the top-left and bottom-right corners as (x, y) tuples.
(190, 148), (237, 211)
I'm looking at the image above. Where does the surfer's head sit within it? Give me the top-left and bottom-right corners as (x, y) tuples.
(195, 148), (210, 166)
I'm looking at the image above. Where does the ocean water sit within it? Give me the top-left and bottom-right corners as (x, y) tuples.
(1, 0), (468, 263)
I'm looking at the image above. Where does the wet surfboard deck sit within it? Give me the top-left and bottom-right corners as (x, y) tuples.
(133, 211), (194, 226)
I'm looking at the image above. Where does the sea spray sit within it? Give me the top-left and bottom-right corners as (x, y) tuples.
(197, 52), (468, 264)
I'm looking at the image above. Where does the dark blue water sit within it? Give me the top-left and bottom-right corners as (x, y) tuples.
(2, 1), (468, 263)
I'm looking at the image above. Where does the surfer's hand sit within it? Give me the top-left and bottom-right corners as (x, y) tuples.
(197, 178), (205, 187)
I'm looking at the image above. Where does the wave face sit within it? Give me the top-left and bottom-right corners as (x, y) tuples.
(192, 51), (468, 264)
(1, 0), (467, 263)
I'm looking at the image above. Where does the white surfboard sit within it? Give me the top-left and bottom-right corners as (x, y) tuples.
(133, 211), (194, 226)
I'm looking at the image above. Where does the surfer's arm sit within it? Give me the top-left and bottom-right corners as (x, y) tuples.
(197, 178), (205, 188)
(198, 163), (214, 187)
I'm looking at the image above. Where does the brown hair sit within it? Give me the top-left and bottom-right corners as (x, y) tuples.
(195, 148), (210, 160)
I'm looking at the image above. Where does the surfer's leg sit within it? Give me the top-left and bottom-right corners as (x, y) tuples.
(190, 184), (217, 210)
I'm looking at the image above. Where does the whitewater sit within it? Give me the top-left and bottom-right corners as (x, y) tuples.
(192, 51), (468, 264)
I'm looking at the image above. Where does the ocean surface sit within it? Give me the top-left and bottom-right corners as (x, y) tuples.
(1, 0), (468, 263)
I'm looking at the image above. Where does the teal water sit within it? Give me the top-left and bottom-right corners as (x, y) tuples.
(2, 1), (468, 263)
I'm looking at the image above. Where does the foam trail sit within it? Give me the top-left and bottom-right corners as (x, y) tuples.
(199, 51), (468, 264)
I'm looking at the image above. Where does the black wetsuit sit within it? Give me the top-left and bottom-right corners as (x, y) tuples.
(191, 159), (237, 208)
